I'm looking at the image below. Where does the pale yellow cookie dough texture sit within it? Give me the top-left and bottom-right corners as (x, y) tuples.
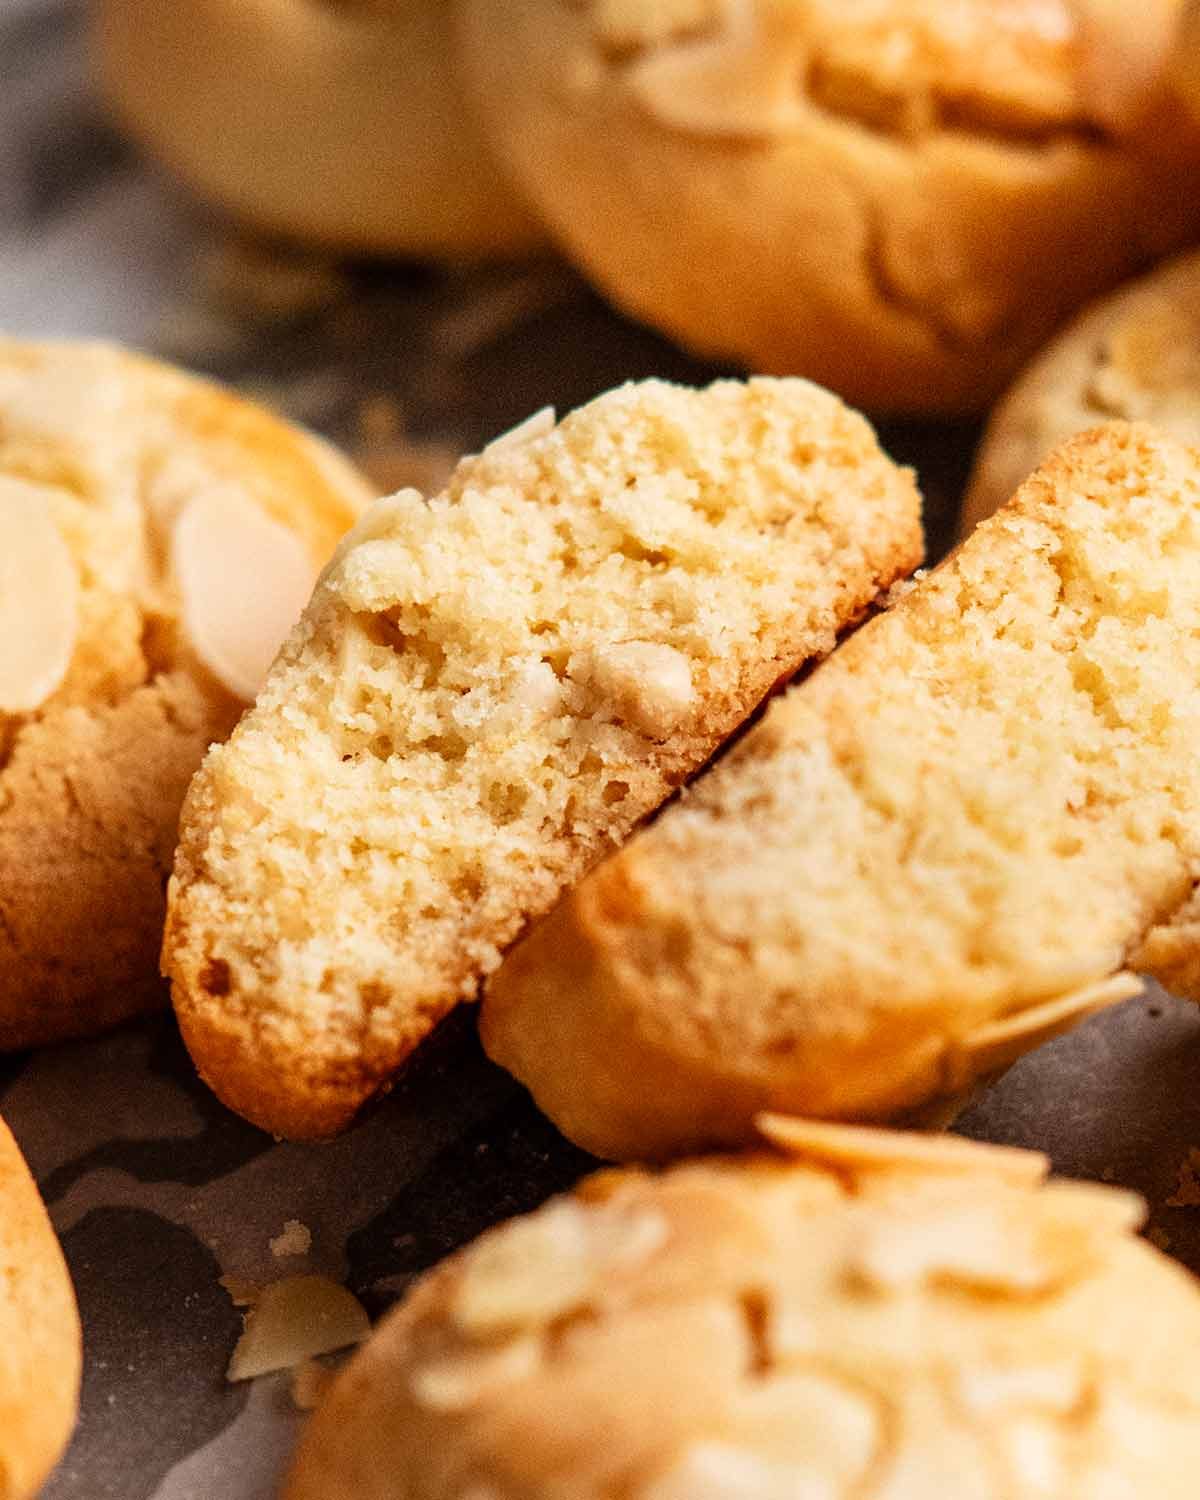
(963, 250), (1200, 535)
(164, 377), (922, 1141)
(483, 422), (1200, 1160)
(0, 1115), (81, 1500)
(0, 339), (371, 1051)
(91, 0), (542, 259)
(284, 1123), (1200, 1500)
(456, 0), (1200, 414)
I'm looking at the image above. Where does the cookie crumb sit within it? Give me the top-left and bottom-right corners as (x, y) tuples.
(270, 1219), (314, 1258)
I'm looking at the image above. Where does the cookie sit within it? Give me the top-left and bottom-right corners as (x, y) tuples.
(0, 1115), (81, 1500)
(455, 0), (1200, 414)
(962, 249), (1200, 535)
(482, 421), (1200, 1161)
(284, 1121), (1200, 1500)
(92, 0), (542, 259)
(163, 377), (922, 1140)
(0, 339), (370, 1050)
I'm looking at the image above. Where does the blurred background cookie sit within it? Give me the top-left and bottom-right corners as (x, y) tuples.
(0, 338), (370, 1050)
(456, 0), (1200, 414)
(91, 0), (544, 260)
(0, 1114), (80, 1500)
(962, 247), (1200, 533)
(285, 1125), (1200, 1500)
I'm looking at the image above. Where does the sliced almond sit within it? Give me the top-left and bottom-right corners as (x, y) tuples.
(757, 1116), (1050, 1188)
(173, 485), (317, 701)
(627, 0), (810, 138)
(944, 973), (1142, 1091)
(0, 475), (78, 714)
(226, 1275), (370, 1382)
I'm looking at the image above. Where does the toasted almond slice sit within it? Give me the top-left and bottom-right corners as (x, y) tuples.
(945, 972), (1142, 1090)
(173, 486), (316, 702)
(757, 1116), (1050, 1187)
(0, 475), (78, 714)
(627, 0), (809, 138)
(226, 1275), (370, 1382)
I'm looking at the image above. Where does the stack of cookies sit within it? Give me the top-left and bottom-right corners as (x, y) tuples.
(6, 1), (1200, 1494)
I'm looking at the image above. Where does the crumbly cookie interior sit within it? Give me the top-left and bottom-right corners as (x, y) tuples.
(173, 377), (920, 1098)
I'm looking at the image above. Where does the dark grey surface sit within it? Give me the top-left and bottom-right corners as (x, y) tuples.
(4, 4), (1200, 1498)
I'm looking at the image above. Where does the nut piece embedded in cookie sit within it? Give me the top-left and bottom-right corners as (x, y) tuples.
(481, 423), (1200, 1161)
(164, 376), (923, 1139)
(0, 338), (370, 1051)
(283, 1136), (1200, 1500)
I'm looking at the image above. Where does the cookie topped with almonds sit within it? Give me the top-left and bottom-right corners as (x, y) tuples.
(0, 339), (370, 1049)
(284, 1121), (1200, 1500)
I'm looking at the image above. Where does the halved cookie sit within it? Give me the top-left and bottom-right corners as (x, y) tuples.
(1, 1115), (81, 1500)
(164, 377), (922, 1139)
(0, 339), (370, 1049)
(284, 1122), (1200, 1500)
(483, 422), (1200, 1160)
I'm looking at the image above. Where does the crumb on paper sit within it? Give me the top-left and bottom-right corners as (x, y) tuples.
(1167, 1148), (1200, 1208)
(270, 1219), (313, 1258)
(226, 1275), (371, 1383)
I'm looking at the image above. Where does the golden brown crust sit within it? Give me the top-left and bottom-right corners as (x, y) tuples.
(165, 378), (922, 1139)
(93, 0), (543, 259)
(0, 339), (370, 1050)
(285, 1133), (1200, 1500)
(0, 1116), (81, 1500)
(962, 247), (1200, 535)
(456, 0), (1200, 413)
(483, 422), (1200, 1160)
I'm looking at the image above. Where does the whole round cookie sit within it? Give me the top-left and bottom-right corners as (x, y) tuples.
(0, 1115), (81, 1500)
(0, 339), (370, 1050)
(456, 0), (1200, 413)
(962, 247), (1200, 534)
(285, 1122), (1200, 1499)
(92, 0), (543, 259)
